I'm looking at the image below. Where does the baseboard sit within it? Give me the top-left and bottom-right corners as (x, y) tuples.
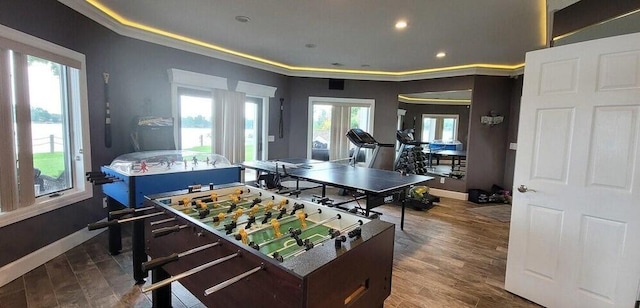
(0, 220), (106, 287)
(429, 188), (468, 201)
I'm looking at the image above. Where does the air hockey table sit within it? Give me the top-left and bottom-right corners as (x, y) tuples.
(87, 150), (240, 283)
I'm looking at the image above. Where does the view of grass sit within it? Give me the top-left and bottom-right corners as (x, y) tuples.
(33, 152), (65, 177)
(184, 145), (255, 161)
(34, 144), (256, 177)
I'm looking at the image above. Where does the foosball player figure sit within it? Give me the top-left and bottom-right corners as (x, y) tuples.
(289, 228), (303, 246)
(198, 208), (210, 219)
(290, 203), (304, 215)
(212, 212), (226, 225)
(304, 239), (314, 250)
(334, 235), (347, 248)
(272, 251), (284, 262)
(276, 208), (287, 220)
(264, 201), (275, 212)
(237, 228), (248, 244)
(270, 219), (282, 238)
(224, 221), (237, 234)
(296, 211), (307, 228)
(232, 208), (243, 221)
(348, 227), (362, 239)
(249, 204), (260, 216)
(261, 211), (273, 224)
(244, 216), (257, 229)
(277, 199), (288, 210)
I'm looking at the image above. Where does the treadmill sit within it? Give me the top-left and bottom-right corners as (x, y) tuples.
(345, 128), (395, 170)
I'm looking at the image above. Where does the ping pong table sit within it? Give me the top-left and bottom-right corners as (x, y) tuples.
(241, 159), (434, 230)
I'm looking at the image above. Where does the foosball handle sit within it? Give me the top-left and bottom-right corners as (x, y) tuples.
(334, 235), (347, 248)
(153, 225), (181, 238)
(87, 220), (118, 231)
(109, 208), (135, 218)
(142, 253), (179, 272)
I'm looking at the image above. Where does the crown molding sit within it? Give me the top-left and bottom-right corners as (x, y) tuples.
(59, 0), (525, 81)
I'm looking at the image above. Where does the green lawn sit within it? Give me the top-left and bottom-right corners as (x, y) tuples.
(34, 144), (257, 178)
(184, 145), (256, 161)
(33, 152), (65, 178)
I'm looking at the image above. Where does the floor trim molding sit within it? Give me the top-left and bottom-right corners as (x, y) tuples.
(429, 188), (468, 201)
(0, 220), (105, 287)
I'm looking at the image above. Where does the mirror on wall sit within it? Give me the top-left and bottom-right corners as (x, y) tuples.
(396, 90), (471, 179)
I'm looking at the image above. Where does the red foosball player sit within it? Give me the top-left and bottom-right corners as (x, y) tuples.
(140, 161), (148, 173)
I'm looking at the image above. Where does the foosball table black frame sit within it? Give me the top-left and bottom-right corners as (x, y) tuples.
(143, 184), (395, 308)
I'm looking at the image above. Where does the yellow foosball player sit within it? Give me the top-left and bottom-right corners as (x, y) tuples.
(232, 208), (244, 221)
(249, 204), (260, 216)
(210, 192), (218, 201)
(277, 199), (288, 210)
(297, 211), (307, 228)
(238, 228), (248, 244)
(264, 201), (274, 212)
(230, 194), (241, 204)
(270, 218), (282, 238)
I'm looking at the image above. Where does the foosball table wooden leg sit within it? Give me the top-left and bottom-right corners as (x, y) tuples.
(151, 267), (171, 308)
(107, 197), (122, 255)
(133, 218), (148, 284)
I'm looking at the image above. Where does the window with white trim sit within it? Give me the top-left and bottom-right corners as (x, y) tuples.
(421, 114), (459, 142)
(0, 25), (92, 220)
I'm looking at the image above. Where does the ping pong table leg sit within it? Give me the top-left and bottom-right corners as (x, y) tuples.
(401, 199), (406, 230)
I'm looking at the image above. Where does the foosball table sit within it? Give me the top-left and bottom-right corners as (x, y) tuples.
(140, 183), (395, 308)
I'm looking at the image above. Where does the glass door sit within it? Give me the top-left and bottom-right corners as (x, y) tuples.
(244, 97), (262, 161)
(178, 89), (212, 152)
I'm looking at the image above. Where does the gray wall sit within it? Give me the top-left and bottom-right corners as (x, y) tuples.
(503, 76), (524, 192)
(466, 76), (514, 192)
(0, 1), (523, 267)
(0, 0), (289, 267)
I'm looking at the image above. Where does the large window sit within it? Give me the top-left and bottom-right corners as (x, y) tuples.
(421, 114), (459, 142)
(169, 69), (275, 164)
(308, 97), (375, 162)
(0, 25), (92, 219)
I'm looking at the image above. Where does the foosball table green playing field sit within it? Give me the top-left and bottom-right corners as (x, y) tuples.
(141, 183), (395, 308)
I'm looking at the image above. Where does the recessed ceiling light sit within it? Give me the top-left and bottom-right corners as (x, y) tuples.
(235, 16), (251, 23)
(305, 43), (316, 48)
(395, 20), (407, 29)
(436, 52), (446, 58)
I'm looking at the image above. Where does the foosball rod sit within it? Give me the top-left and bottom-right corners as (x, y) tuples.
(174, 196), (260, 214)
(256, 214), (341, 249)
(203, 264), (265, 296)
(109, 206), (155, 219)
(243, 209), (321, 237)
(141, 240), (221, 272)
(150, 217), (177, 226)
(170, 191), (257, 207)
(151, 224), (189, 237)
(141, 251), (241, 293)
(87, 212), (165, 231)
(282, 220), (363, 260)
(232, 209), (322, 235)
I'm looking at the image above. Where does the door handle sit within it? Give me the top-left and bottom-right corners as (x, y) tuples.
(517, 185), (536, 193)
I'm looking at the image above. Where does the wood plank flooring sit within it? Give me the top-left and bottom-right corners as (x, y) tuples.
(0, 191), (541, 308)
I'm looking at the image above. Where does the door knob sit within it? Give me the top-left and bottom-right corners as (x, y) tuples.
(517, 185), (536, 193)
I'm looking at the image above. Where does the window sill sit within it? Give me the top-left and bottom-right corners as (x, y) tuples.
(0, 189), (93, 228)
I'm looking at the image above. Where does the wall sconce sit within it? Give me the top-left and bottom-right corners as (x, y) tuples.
(481, 111), (504, 126)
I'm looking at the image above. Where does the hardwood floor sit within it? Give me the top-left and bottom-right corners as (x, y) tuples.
(0, 191), (541, 308)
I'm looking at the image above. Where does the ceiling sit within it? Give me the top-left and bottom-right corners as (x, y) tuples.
(61, 0), (548, 81)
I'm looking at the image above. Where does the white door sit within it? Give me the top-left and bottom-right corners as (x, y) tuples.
(505, 32), (640, 308)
